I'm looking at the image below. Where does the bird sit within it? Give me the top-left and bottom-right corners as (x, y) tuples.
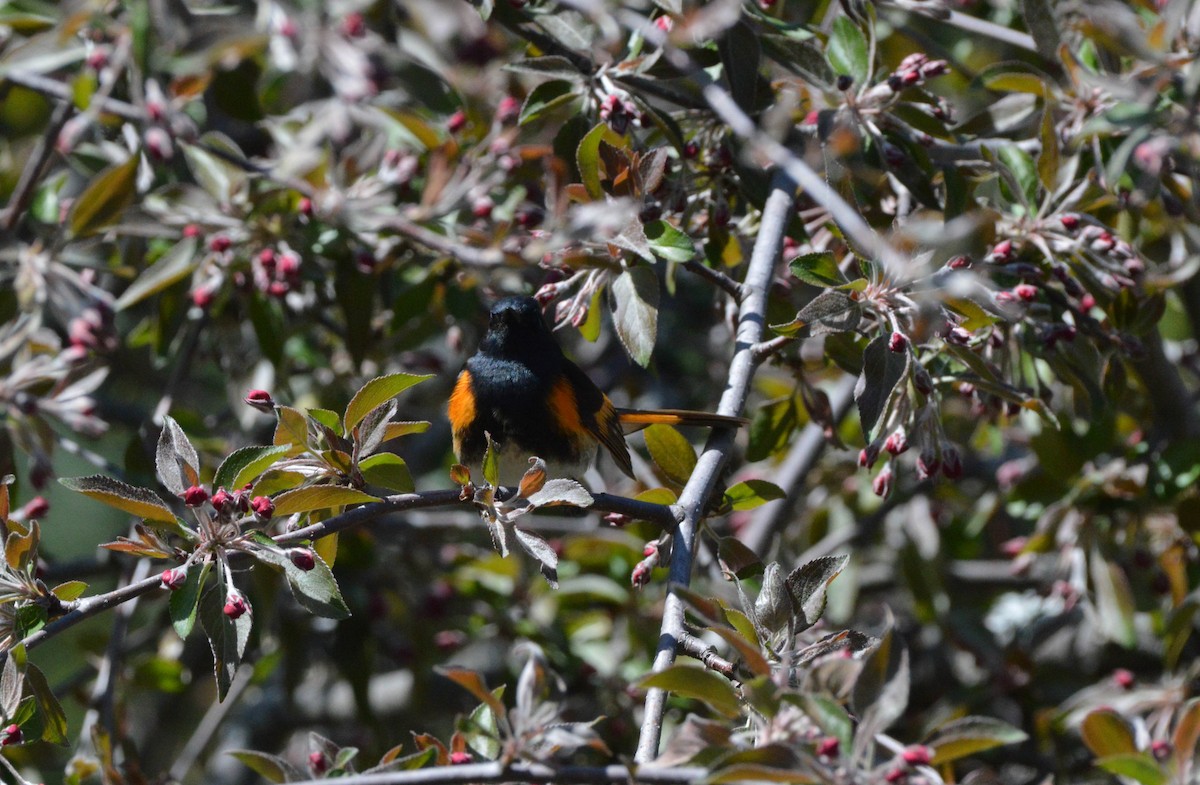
(448, 295), (744, 485)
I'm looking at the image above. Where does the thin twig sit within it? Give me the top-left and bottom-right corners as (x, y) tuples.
(381, 214), (511, 268)
(23, 487), (675, 652)
(939, 10), (1038, 53)
(285, 761), (708, 785)
(168, 666), (253, 781)
(1, 100), (74, 231)
(683, 260), (742, 301)
(635, 169), (795, 762)
(677, 631), (738, 681)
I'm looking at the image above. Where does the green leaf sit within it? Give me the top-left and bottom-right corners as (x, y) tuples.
(771, 290), (861, 337)
(577, 121), (611, 201)
(344, 373), (432, 434)
(716, 536), (763, 579)
(1020, 0), (1062, 61)
(182, 133), (248, 206)
(1081, 708), (1137, 757)
(483, 432), (499, 488)
(1090, 548), (1136, 647)
(639, 665), (741, 718)
(785, 555), (849, 631)
(199, 582), (252, 701)
(998, 143), (1039, 207)
(1095, 754), (1167, 785)
(981, 71), (1048, 96)
(854, 334), (909, 439)
(724, 480), (786, 511)
(67, 154), (139, 236)
(827, 17), (869, 86)
(115, 237), (200, 311)
(253, 543), (350, 620)
(644, 220), (696, 263)
(525, 478), (593, 508)
(358, 453), (414, 493)
(611, 266), (659, 367)
(213, 445), (292, 492)
(789, 252), (847, 288)
(1038, 105), (1059, 191)
(926, 716), (1029, 764)
(519, 79), (579, 125)
(644, 424), (696, 485)
(1173, 698), (1200, 765)
(706, 763), (818, 784)
(436, 667), (508, 722)
(706, 626), (770, 677)
(50, 581), (88, 602)
(24, 664), (66, 745)
(308, 408), (343, 436)
(155, 416), (200, 497)
(799, 695), (852, 755)
(271, 486), (379, 516)
(718, 21), (768, 114)
(228, 750), (301, 783)
(170, 561), (211, 639)
(59, 475), (177, 524)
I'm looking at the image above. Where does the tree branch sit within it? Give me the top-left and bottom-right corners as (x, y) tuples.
(24, 487), (675, 652)
(0, 99), (73, 231)
(285, 761), (708, 785)
(635, 168), (796, 762)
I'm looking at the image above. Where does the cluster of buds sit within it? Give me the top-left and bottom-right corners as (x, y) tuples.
(67, 305), (117, 354)
(631, 541), (661, 588)
(252, 246), (303, 299)
(887, 53), (948, 93)
(496, 95), (521, 126)
(598, 92), (642, 135)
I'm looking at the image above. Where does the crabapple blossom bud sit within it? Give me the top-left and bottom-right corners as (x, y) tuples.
(941, 445), (963, 479)
(989, 239), (1013, 263)
(496, 95), (520, 125)
(342, 11), (366, 37)
(223, 593), (248, 619)
(161, 568), (187, 590)
(1112, 668), (1135, 690)
(308, 751), (329, 775)
(245, 389), (275, 411)
(1151, 740), (1171, 761)
(87, 48), (109, 71)
(816, 737), (840, 758)
(182, 223), (201, 238)
(183, 485), (209, 507)
(884, 768), (906, 783)
(472, 195), (494, 218)
(872, 465), (894, 498)
(1080, 293), (1096, 311)
(902, 745), (932, 766)
(290, 549), (316, 571)
(297, 197), (313, 217)
(888, 332), (908, 352)
(913, 364), (934, 395)
(1060, 214), (1080, 231)
(251, 496), (275, 520)
(447, 110), (467, 134)
(884, 430), (909, 456)
(144, 127), (173, 160)
(449, 751), (473, 765)
(654, 15), (674, 32)
(0, 725), (21, 746)
(683, 141), (699, 159)
(1014, 283), (1038, 302)
(210, 487), (234, 513)
(859, 441), (881, 469)
(208, 235), (231, 253)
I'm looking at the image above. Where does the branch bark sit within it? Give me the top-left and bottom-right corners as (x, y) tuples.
(286, 761), (708, 785)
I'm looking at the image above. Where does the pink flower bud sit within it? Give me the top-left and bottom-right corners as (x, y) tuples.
(308, 751), (329, 775)
(447, 110), (467, 134)
(472, 195), (494, 219)
(884, 430), (909, 456)
(989, 239), (1013, 262)
(297, 197), (313, 217)
(160, 568), (187, 590)
(859, 441), (881, 469)
(183, 485), (209, 507)
(223, 593), (248, 619)
(947, 254), (970, 269)
(901, 745), (932, 766)
(208, 235), (231, 253)
(290, 549), (316, 571)
(1112, 668), (1135, 690)
(496, 95), (520, 125)
(1014, 283), (1038, 302)
(1060, 214), (1080, 231)
(210, 488), (234, 513)
(888, 332), (908, 353)
(916, 450), (940, 479)
(872, 466), (894, 498)
(654, 15), (674, 32)
(816, 737), (840, 757)
(0, 724), (21, 746)
(449, 751), (473, 765)
(182, 224), (202, 239)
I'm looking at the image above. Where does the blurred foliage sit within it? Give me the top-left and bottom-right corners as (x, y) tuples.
(1, 0), (1200, 784)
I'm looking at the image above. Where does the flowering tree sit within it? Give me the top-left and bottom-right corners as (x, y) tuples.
(0, 1), (1199, 784)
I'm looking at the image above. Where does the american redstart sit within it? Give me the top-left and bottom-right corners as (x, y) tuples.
(449, 296), (744, 484)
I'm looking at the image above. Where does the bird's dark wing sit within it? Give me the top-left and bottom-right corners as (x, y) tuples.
(561, 360), (633, 478)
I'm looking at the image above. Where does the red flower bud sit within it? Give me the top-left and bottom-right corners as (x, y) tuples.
(208, 235), (231, 253)
(901, 745), (932, 766)
(990, 239), (1013, 262)
(183, 485), (209, 507)
(917, 450), (940, 479)
(683, 141), (700, 159)
(884, 430), (909, 456)
(947, 254), (970, 269)
(251, 496), (275, 520)
(160, 568), (187, 590)
(210, 488), (234, 513)
(447, 110), (468, 134)
(941, 445), (963, 479)
(290, 548), (316, 571)
(816, 736), (840, 757)
(1, 724), (21, 746)
(1060, 213), (1080, 231)
(342, 11), (366, 37)
(1151, 740), (1171, 761)
(297, 197), (313, 217)
(884, 767), (906, 783)
(308, 751), (329, 775)
(472, 195), (494, 219)
(1014, 283), (1038, 302)
(1113, 668), (1135, 690)
(1080, 293), (1097, 311)
(888, 331), (908, 353)
(223, 593), (248, 619)
(182, 223), (202, 239)
(245, 389), (275, 411)
(859, 441), (881, 469)
(449, 751), (473, 765)
(496, 95), (520, 125)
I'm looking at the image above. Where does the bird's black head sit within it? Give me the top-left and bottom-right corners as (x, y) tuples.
(478, 296), (559, 359)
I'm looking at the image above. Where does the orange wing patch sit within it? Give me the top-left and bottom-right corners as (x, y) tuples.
(547, 377), (585, 450)
(448, 371), (476, 457)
